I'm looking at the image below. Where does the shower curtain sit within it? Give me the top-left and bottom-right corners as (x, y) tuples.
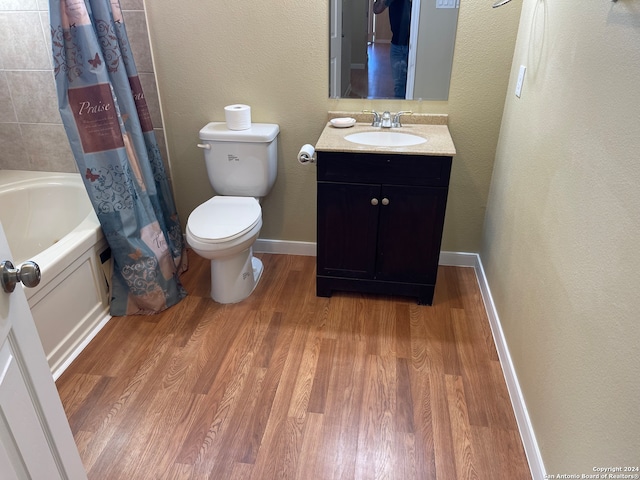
(50, 0), (187, 315)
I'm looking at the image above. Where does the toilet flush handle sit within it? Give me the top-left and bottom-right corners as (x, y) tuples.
(197, 143), (211, 150)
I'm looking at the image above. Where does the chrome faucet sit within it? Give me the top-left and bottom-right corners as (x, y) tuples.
(363, 110), (413, 128)
(363, 110), (381, 127)
(362, 110), (413, 128)
(381, 111), (392, 128)
(393, 111), (412, 127)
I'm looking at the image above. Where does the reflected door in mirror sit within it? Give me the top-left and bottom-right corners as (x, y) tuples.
(329, 0), (460, 100)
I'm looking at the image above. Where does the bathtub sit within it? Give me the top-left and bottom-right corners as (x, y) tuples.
(0, 170), (111, 379)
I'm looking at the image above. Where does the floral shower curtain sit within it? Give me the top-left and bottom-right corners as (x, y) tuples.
(50, 0), (187, 315)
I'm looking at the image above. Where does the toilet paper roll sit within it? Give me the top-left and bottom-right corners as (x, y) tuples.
(224, 104), (252, 130)
(297, 144), (316, 164)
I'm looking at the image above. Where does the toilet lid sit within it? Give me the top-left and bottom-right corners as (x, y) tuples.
(188, 196), (261, 243)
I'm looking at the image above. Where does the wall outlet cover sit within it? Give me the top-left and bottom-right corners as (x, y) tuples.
(516, 65), (526, 98)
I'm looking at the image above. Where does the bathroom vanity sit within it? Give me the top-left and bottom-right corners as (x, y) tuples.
(314, 114), (456, 305)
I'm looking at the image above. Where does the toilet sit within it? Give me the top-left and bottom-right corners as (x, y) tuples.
(186, 122), (279, 303)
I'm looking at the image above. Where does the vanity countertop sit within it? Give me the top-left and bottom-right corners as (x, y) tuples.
(316, 122), (456, 156)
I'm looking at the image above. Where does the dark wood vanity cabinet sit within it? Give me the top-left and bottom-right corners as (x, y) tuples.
(316, 151), (452, 305)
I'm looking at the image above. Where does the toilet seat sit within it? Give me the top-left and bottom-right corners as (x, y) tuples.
(187, 196), (261, 244)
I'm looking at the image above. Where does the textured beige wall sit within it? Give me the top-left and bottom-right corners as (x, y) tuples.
(482, 0), (640, 474)
(144, 0), (521, 252)
(144, 2), (328, 243)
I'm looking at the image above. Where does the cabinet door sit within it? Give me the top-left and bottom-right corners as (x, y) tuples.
(317, 182), (380, 278)
(375, 185), (448, 283)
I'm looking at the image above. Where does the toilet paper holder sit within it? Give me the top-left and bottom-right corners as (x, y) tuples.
(298, 144), (316, 164)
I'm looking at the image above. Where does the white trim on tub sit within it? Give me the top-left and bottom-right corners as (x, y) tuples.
(52, 313), (112, 381)
(253, 239), (546, 479)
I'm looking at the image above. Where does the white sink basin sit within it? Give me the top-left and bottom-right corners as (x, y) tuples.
(344, 131), (427, 147)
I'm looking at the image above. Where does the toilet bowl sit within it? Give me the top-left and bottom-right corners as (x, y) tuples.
(187, 121), (279, 304)
(186, 196), (263, 304)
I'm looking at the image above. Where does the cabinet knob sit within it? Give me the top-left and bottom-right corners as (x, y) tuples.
(371, 198), (379, 206)
(382, 198), (390, 206)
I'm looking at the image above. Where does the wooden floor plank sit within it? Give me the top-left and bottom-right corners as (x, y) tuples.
(395, 357), (415, 434)
(287, 323), (323, 420)
(293, 412), (324, 480)
(323, 336), (366, 480)
(445, 374), (480, 480)
(409, 361), (437, 479)
(429, 368), (458, 479)
(55, 251), (532, 479)
(395, 303), (413, 359)
(451, 308), (492, 428)
(307, 337), (337, 414)
(354, 354), (396, 480)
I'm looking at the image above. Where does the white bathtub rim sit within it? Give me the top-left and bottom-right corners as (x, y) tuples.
(0, 169), (83, 189)
(0, 170), (111, 379)
(24, 213), (102, 300)
(0, 170), (103, 298)
(0, 171), (97, 265)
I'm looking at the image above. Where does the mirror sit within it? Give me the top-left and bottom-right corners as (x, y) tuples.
(329, 0), (460, 100)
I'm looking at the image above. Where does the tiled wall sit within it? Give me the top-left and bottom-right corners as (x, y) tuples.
(0, 0), (166, 173)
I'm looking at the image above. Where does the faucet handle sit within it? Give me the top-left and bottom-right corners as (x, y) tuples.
(363, 110), (381, 127)
(393, 111), (413, 127)
(381, 111), (392, 128)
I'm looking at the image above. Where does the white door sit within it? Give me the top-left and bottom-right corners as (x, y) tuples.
(0, 221), (87, 479)
(405, 0), (421, 99)
(329, 0), (343, 97)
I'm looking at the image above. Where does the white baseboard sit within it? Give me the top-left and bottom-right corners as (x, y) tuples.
(471, 253), (546, 480)
(438, 250), (478, 267)
(252, 240), (545, 479)
(254, 238), (316, 256)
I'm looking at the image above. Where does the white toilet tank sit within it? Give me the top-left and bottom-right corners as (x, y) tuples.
(198, 122), (279, 197)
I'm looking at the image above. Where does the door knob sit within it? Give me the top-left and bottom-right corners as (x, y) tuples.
(371, 198), (379, 206)
(1, 260), (41, 293)
(381, 198), (390, 206)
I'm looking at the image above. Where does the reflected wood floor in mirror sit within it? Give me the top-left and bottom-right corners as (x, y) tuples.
(349, 43), (395, 99)
(56, 251), (531, 479)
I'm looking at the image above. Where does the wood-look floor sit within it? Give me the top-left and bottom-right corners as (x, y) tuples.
(56, 251), (531, 480)
(348, 43), (395, 99)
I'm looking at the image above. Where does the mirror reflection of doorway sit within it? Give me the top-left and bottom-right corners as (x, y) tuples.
(347, 1), (396, 99)
(333, 0), (458, 100)
(348, 44), (395, 98)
